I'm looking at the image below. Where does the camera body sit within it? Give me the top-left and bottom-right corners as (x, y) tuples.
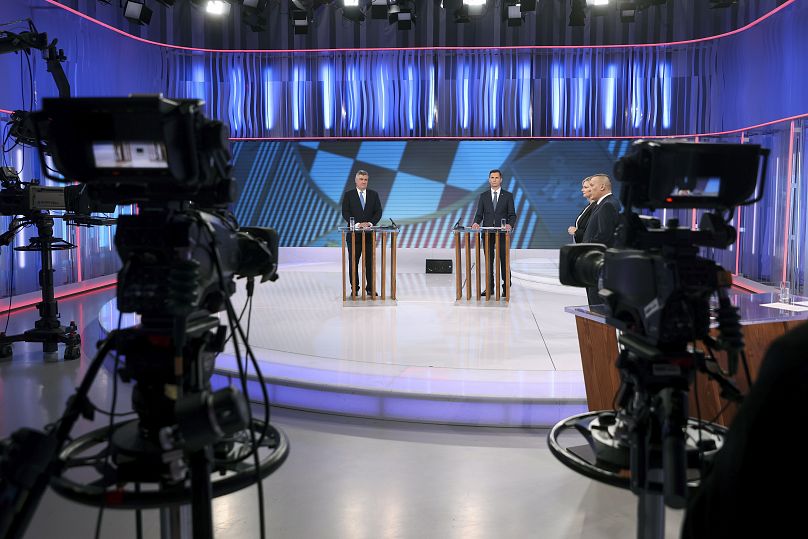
(560, 140), (768, 349)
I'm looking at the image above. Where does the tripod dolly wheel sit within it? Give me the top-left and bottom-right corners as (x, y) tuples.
(63, 345), (81, 361)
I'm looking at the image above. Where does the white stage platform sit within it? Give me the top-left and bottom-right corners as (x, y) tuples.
(99, 248), (590, 427)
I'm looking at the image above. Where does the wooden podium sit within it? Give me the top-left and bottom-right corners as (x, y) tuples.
(453, 227), (511, 302)
(340, 226), (399, 303)
(565, 293), (808, 426)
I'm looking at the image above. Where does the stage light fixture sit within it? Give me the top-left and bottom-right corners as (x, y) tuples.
(619, 1), (636, 21)
(342, 0), (366, 21)
(123, 0), (153, 25)
(155, 0), (175, 7)
(291, 6), (310, 34)
(569, 0), (586, 26)
(243, 10), (267, 30)
(387, 1), (414, 30)
(370, 0), (388, 19)
(586, 0), (608, 5)
(206, 0), (231, 15)
(502, 1), (523, 27)
(243, 0), (268, 9)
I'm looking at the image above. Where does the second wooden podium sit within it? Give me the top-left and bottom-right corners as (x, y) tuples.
(454, 226), (511, 303)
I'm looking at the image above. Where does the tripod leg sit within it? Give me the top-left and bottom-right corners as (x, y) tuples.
(159, 505), (192, 539)
(636, 470), (665, 539)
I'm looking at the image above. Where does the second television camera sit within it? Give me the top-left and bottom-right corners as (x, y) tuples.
(550, 140), (769, 538)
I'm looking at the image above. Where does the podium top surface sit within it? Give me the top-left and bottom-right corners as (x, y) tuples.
(454, 226), (512, 232)
(565, 292), (808, 326)
(339, 225), (400, 231)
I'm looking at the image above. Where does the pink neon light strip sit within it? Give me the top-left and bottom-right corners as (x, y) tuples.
(43, 0), (795, 53)
(227, 111), (808, 141)
(782, 121), (795, 282)
(0, 276), (116, 315)
(0, 108), (13, 115)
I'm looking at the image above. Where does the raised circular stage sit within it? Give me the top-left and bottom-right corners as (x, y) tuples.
(99, 248), (589, 427)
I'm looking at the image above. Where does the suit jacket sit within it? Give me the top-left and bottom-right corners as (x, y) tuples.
(573, 203), (595, 244)
(582, 194), (621, 247)
(473, 189), (517, 228)
(341, 188), (383, 226)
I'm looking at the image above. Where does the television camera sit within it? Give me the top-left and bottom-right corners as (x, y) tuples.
(549, 140), (769, 538)
(0, 166), (117, 360)
(0, 96), (287, 539)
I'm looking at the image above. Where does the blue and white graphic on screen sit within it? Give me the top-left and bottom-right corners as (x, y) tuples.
(446, 141), (516, 191)
(385, 173), (445, 219)
(357, 141), (406, 170)
(309, 151), (354, 203)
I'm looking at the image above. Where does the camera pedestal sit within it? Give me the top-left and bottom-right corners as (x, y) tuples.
(0, 213), (81, 362)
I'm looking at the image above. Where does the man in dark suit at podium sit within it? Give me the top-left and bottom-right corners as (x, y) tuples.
(471, 169), (517, 297)
(582, 173), (621, 306)
(341, 169), (383, 295)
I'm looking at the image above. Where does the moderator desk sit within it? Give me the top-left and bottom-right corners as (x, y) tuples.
(565, 293), (808, 426)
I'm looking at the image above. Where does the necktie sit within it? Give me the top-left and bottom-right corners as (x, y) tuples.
(360, 191), (366, 210)
(493, 191), (498, 208)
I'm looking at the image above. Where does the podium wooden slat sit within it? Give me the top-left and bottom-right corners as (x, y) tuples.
(351, 231), (356, 301)
(495, 232), (500, 301)
(361, 232), (366, 301)
(455, 231), (461, 300)
(465, 233), (472, 300)
(391, 232), (397, 300)
(341, 230), (346, 302)
(475, 234), (481, 302)
(505, 232), (510, 302)
(381, 233), (386, 300)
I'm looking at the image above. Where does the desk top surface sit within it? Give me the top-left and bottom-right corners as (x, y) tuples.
(565, 292), (808, 326)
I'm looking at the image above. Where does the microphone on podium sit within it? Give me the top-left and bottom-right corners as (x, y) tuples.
(389, 217), (398, 228)
(452, 219), (461, 230)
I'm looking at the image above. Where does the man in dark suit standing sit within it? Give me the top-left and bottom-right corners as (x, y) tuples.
(568, 176), (595, 243)
(582, 173), (622, 306)
(471, 169), (517, 297)
(341, 169), (383, 295)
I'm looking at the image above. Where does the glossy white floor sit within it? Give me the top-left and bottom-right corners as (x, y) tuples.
(0, 286), (686, 539)
(99, 248), (592, 426)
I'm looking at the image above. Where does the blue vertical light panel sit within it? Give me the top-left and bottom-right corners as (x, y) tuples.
(427, 64), (435, 130)
(519, 61), (531, 130)
(377, 63), (387, 130)
(347, 65), (359, 131)
(603, 64), (617, 130)
(229, 66), (244, 132)
(659, 63), (672, 129)
(488, 61), (499, 131)
(292, 64), (306, 131)
(551, 63), (565, 130)
(407, 64), (416, 131)
(631, 64), (643, 129)
(263, 67), (274, 130)
(321, 62), (334, 130)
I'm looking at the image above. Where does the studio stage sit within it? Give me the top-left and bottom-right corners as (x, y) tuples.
(99, 248), (591, 427)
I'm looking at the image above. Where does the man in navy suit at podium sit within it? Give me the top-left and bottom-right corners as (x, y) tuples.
(341, 169), (383, 295)
(471, 169), (517, 297)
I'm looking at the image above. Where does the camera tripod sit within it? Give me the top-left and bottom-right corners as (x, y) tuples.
(0, 211), (81, 361)
(548, 334), (734, 539)
(1, 315), (289, 539)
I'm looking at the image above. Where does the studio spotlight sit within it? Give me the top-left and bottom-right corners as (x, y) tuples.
(206, 0), (231, 15)
(155, 0), (176, 6)
(586, 0), (608, 5)
(242, 0), (268, 9)
(619, 1), (636, 21)
(387, 1), (414, 30)
(342, 0), (366, 22)
(123, 0), (153, 25)
(502, 1), (523, 27)
(291, 5), (310, 34)
(370, 0), (387, 19)
(520, 0), (537, 12)
(569, 0), (586, 26)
